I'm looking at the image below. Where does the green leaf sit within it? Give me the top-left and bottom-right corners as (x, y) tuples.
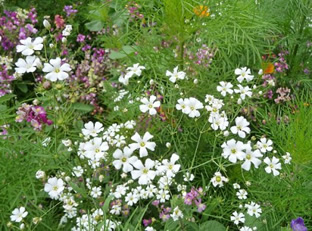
(199, 220), (226, 231)
(68, 182), (87, 197)
(108, 50), (127, 59)
(185, 222), (199, 231)
(244, 214), (265, 230)
(85, 20), (104, 31)
(281, 227), (292, 231)
(122, 45), (137, 54)
(16, 83), (28, 93)
(0, 94), (15, 104)
(71, 103), (94, 114)
(108, 46), (137, 59)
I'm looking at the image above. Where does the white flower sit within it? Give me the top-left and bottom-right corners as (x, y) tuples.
(245, 202), (262, 218)
(113, 147), (138, 173)
(112, 184), (128, 198)
(43, 57), (71, 81)
(118, 74), (130, 85)
(230, 211), (245, 225)
(166, 66), (186, 83)
(171, 206), (183, 221)
(230, 116), (250, 138)
(125, 192), (139, 206)
(44, 177), (65, 199)
(240, 227), (253, 231)
(129, 132), (156, 157)
(186, 97), (204, 118)
(10, 207), (28, 223)
(241, 145), (263, 171)
(235, 67), (254, 83)
(158, 153), (181, 178)
(131, 159), (156, 185)
(110, 205), (121, 215)
(257, 138), (273, 153)
(209, 113), (229, 131)
(42, 137), (51, 146)
(62, 25), (73, 37)
(82, 121), (104, 137)
(183, 172), (194, 182)
(113, 134), (126, 147)
(176, 98), (189, 113)
(125, 63), (145, 79)
(145, 227), (156, 231)
(234, 85), (252, 100)
(62, 139), (72, 147)
(84, 137), (109, 160)
(282, 152), (292, 164)
(236, 189), (248, 199)
(233, 183), (240, 189)
(264, 156), (281, 176)
(15, 56), (38, 74)
(43, 19), (51, 29)
(72, 166), (84, 177)
(16, 37), (43, 56)
(217, 81), (233, 96)
(90, 186), (102, 198)
(156, 189), (170, 202)
(210, 171), (228, 187)
(35, 170), (45, 179)
(139, 95), (161, 115)
(221, 139), (246, 163)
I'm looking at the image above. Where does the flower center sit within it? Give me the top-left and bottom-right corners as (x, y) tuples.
(140, 142), (146, 147)
(246, 154), (251, 160)
(121, 157), (127, 163)
(231, 149), (237, 154)
(148, 104), (153, 108)
(95, 148), (100, 153)
(216, 176), (221, 182)
(168, 164), (173, 170)
(55, 68), (60, 73)
(143, 168), (149, 174)
(53, 186), (59, 191)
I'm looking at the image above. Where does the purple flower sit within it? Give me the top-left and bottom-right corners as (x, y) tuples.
(291, 217), (307, 231)
(64, 5), (78, 17)
(195, 199), (206, 213)
(143, 218), (152, 227)
(77, 34), (86, 43)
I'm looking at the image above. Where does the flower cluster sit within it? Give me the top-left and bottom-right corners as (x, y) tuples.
(15, 103), (52, 130)
(0, 65), (15, 96)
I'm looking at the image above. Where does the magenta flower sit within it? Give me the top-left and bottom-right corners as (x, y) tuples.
(143, 218), (152, 227)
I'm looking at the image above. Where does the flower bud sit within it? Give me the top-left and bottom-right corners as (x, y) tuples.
(43, 19), (51, 29)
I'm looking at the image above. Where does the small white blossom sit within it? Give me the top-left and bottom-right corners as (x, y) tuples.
(210, 171), (228, 187)
(217, 81), (233, 96)
(282, 152), (292, 164)
(44, 177), (65, 199)
(235, 67), (254, 83)
(170, 206), (183, 221)
(10, 207), (28, 223)
(166, 66), (186, 83)
(139, 95), (160, 115)
(129, 132), (156, 157)
(230, 211), (245, 225)
(43, 57), (71, 82)
(264, 156), (282, 176)
(16, 37), (43, 56)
